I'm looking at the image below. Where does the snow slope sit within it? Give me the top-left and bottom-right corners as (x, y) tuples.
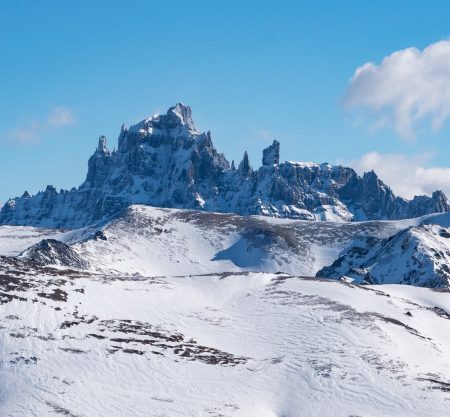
(318, 224), (450, 288)
(69, 205), (407, 277)
(4, 206), (450, 289)
(0, 259), (449, 417)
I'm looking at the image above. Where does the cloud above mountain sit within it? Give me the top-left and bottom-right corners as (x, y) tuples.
(46, 106), (76, 128)
(350, 152), (450, 199)
(4, 106), (76, 143)
(344, 40), (450, 139)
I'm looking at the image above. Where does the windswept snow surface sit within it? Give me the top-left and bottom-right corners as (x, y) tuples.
(0, 264), (449, 416)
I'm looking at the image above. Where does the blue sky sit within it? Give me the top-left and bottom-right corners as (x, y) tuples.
(2, 0), (450, 202)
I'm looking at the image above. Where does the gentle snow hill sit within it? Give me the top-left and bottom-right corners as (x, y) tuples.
(1, 103), (449, 228)
(7, 206), (450, 287)
(61, 205), (409, 277)
(0, 258), (449, 417)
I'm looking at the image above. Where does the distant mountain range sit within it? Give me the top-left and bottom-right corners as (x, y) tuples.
(1, 103), (449, 228)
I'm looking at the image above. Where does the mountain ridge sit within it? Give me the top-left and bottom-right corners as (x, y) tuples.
(1, 103), (449, 228)
(3, 204), (449, 288)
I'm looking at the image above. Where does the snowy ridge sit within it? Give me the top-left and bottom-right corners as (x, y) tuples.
(1, 103), (449, 228)
(0, 226), (69, 257)
(50, 205), (406, 277)
(3, 205), (448, 288)
(317, 223), (450, 288)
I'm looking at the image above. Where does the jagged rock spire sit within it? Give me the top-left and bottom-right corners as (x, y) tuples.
(431, 190), (450, 212)
(238, 151), (253, 178)
(97, 136), (110, 155)
(166, 103), (196, 132)
(262, 140), (280, 166)
(118, 124), (129, 153)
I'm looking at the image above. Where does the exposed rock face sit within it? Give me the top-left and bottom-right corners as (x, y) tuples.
(18, 239), (89, 269)
(1, 103), (449, 228)
(262, 140), (280, 165)
(238, 151), (253, 178)
(316, 224), (450, 288)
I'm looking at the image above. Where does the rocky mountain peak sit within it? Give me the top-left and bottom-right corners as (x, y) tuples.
(262, 140), (280, 165)
(1, 103), (449, 228)
(167, 103), (196, 131)
(432, 190), (450, 208)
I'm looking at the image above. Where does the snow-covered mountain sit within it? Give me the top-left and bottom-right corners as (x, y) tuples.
(1, 257), (450, 416)
(1, 204), (408, 277)
(1, 207), (450, 415)
(18, 239), (89, 270)
(317, 222), (450, 288)
(3, 204), (448, 289)
(2, 104), (450, 417)
(61, 205), (405, 277)
(1, 103), (449, 228)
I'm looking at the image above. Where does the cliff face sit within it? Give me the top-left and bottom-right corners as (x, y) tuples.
(1, 103), (449, 228)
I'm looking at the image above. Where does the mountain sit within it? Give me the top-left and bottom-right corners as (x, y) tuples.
(1, 103), (449, 228)
(317, 222), (450, 288)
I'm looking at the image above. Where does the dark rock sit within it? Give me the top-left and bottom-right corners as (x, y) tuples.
(262, 140), (280, 165)
(18, 239), (89, 270)
(94, 231), (107, 241)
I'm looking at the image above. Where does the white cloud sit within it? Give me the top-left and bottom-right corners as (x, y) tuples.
(47, 106), (75, 127)
(345, 40), (450, 139)
(9, 122), (41, 143)
(252, 129), (275, 144)
(349, 152), (450, 199)
(4, 106), (76, 143)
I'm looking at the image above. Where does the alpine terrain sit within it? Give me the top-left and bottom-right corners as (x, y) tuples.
(1, 104), (450, 417)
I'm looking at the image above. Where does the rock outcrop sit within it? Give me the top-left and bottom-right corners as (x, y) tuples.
(18, 239), (89, 269)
